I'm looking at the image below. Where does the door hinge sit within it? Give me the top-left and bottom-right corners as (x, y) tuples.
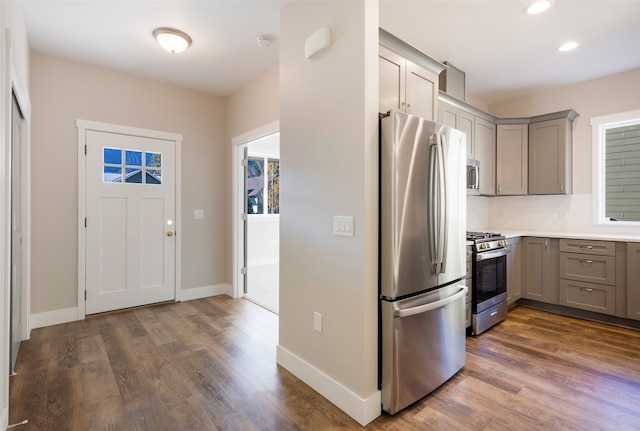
(241, 158), (248, 167)
(84, 290), (87, 300)
(84, 144), (87, 155)
(84, 217), (87, 228)
(241, 267), (247, 275)
(241, 213), (248, 221)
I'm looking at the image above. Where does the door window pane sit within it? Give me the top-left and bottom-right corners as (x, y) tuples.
(103, 166), (122, 183)
(104, 148), (122, 164)
(125, 167), (143, 183)
(247, 158), (264, 214)
(126, 150), (143, 166)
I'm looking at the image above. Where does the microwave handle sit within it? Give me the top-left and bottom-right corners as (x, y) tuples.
(473, 164), (479, 190)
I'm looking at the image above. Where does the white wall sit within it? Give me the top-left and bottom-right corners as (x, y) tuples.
(277, 0), (380, 425)
(487, 67), (640, 236)
(29, 52), (230, 324)
(0, 2), (30, 428)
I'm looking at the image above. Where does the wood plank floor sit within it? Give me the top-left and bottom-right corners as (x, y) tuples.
(9, 296), (640, 430)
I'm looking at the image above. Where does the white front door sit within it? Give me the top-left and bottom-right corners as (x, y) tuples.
(85, 129), (176, 314)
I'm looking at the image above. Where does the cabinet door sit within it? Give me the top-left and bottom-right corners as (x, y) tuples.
(496, 124), (528, 195)
(405, 61), (438, 121)
(529, 118), (570, 195)
(439, 100), (459, 129)
(475, 117), (496, 195)
(460, 110), (475, 159)
(627, 243), (640, 321)
(522, 237), (559, 304)
(506, 237), (522, 305)
(379, 46), (405, 114)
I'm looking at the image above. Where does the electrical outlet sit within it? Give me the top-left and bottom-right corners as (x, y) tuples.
(313, 311), (322, 333)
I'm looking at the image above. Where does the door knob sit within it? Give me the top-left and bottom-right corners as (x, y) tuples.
(167, 231), (174, 237)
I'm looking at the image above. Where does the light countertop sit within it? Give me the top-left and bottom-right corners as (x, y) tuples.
(475, 229), (640, 243)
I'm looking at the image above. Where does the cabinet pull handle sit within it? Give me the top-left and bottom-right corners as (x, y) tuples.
(580, 260), (594, 264)
(580, 288), (594, 293)
(560, 182), (564, 192)
(498, 185), (502, 194)
(580, 245), (593, 250)
(406, 103), (412, 114)
(544, 239), (548, 249)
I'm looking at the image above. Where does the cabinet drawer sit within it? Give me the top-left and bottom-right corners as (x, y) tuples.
(560, 239), (615, 256)
(559, 253), (615, 285)
(559, 279), (615, 315)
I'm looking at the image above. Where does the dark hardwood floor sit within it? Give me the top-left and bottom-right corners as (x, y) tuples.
(9, 296), (640, 430)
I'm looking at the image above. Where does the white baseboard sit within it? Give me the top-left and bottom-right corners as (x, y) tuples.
(30, 307), (78, 329)
(276, 345), (381, 426)
(177, 283), (232, 302)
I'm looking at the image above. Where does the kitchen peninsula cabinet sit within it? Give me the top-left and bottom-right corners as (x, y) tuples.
(522, 237), (559, 304)
(379, 45), (439, 121)
(627, 243), (640, 321)
(506, 237), (522, 305)
(528, 110), (579, 195)
(496, 123), (528, 195)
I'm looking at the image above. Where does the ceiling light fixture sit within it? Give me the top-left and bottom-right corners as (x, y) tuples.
(558, 41), (579, 52)
(526, 1), (551, 14)
(153, 27), (192, 54)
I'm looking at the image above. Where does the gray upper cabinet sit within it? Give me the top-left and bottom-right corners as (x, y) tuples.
(438, 100), (475, 158)
(528, 110), (579, 195)
(379, 45), (439, 121)
(496, 123), (528, 195)
(475, 117), (496, 196)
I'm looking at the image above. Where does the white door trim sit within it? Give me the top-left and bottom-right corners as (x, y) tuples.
(231, 121), (279, 300)
(76, 119), (182, 319)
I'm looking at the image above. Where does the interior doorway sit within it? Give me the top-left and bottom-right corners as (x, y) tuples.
(234, 128), (280, 314)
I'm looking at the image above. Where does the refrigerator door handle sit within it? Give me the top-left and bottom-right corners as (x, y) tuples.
(395, 285), (468, 318)
(436, 133), (448, 274)
(428, 140), (438, 269)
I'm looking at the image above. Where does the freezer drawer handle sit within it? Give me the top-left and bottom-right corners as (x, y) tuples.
(395, 285), (468, 318)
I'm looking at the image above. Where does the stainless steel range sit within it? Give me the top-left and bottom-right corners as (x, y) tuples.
(466, 232), (509, 335)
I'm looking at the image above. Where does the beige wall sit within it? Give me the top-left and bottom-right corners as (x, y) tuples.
(486, 67), (640, 235)
(227, 66), (279, 140)
(29, 52), (230, 314)
(278, 0), (380, 425)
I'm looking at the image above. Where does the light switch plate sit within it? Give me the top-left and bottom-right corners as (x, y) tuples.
(333, 216), (354, 237)
(194, 209), (204, 220)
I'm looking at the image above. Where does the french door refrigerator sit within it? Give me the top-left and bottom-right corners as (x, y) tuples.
(379, 110), (468, 415)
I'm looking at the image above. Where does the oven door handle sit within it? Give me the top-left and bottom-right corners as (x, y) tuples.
(475, 246), (510, 261)
(395, 285), (468, 318)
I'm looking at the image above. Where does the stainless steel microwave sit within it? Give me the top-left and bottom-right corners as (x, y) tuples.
(467, 159), (480, 195)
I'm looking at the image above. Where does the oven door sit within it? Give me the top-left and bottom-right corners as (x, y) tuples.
(473, 248), (507, 313)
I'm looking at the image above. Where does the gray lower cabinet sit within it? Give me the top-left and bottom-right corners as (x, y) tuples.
(506, 237), (522, 305)
(559, 239), (616, 315)
(522, 237), (559, 304)
(627, 243), (640, 321)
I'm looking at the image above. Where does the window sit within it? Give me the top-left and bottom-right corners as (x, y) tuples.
(247, 156), (280, 215)
(591, 110), (640, 224)
(103, 147), (162, 185)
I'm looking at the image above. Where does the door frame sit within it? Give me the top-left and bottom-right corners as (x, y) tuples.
(76, 120), (182, 320)
(231, 121), (279, 299)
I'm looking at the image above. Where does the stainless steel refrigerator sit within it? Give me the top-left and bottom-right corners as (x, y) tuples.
(379, 110), (468, 415)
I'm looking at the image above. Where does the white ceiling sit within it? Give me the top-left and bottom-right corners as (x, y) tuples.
(22, 1), (640, 104)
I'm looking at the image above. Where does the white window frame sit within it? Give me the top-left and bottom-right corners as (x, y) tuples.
(591, 109), (640, 226)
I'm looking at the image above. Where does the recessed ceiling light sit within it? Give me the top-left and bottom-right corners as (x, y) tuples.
(153, 27), (192, 54)
(558, 41), (579, 52)
(526, 1), (551, 14)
